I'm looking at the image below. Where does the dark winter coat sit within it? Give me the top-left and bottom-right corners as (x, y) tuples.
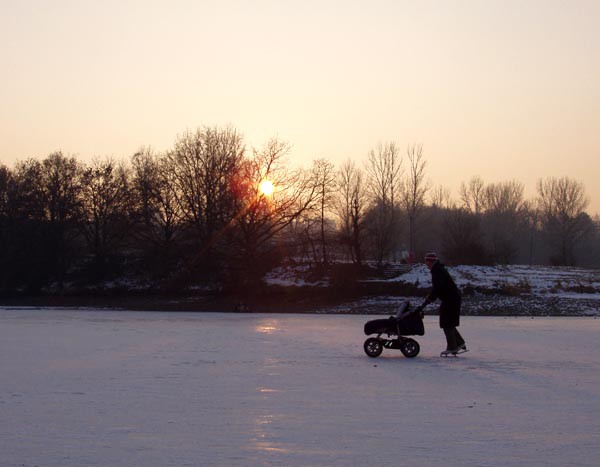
(427, 261), (462, 328)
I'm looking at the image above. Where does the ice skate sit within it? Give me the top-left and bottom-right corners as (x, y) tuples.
(440, 345), (469, 357)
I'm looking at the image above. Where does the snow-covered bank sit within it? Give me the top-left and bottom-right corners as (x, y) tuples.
(264, 263), (600, 316)
(267, 263), (600, 295)
(395, 264), (600, 316)
(1, 309), (599, 466)
(394, 263), (600, 293)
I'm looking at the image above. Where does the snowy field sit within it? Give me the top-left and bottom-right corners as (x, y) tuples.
(1, 309), (600, 467)
(395, 264), (600, 295)
(266, 263), (600, 316)
(265, 263), (600, 295)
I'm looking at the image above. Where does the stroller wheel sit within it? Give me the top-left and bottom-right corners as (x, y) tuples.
(364, 337), (383, 358)
(400, 338), (420, 358)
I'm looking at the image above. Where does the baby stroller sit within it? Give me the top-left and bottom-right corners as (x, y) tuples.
(363, 301), (424, 358)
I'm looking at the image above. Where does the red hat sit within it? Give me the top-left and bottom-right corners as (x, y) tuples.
(424, 252), (438, 263)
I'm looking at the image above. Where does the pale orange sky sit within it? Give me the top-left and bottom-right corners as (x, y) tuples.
(1, 0), (599, 214)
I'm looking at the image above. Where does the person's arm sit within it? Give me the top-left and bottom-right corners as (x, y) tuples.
(415, 295), (433, 317)
(427, 266), (447, 303)
(424, 290), (437, 304)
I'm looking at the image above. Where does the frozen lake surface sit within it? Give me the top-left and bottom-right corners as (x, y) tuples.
(1, 308), (599, 466)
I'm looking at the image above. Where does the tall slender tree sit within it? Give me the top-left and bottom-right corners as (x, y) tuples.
(310, 158), (337, 265)
(335, 159), (367, 265)
(365, 142), (403, 263)
(402, 144), (429, 257)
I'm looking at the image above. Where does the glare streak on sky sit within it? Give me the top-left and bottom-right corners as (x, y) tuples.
(1, 0), (599, 213)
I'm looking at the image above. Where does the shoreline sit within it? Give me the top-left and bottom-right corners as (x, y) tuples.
(1, 291), (598, 317)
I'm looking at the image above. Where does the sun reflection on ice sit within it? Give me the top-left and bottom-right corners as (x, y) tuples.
(249, 413), (291, 454)
(255, 320), (280, 334)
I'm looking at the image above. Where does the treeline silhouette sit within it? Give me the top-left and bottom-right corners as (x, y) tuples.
(0, 126), (598, 296)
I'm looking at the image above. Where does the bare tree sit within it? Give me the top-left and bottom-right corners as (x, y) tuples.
(521, 200), (540, 266)
(167, 126), (245, 241)
(430, 184), (452, 209)
(442, 207), (487, 265)
(41, 152), (82, 224)
(537, 176), (591, 265)
(40, 152), (83, 286)
(131, 148), (180, 248)
(0, 160), (48, 290)
(227, 139), (318, 282)
(335, 159), (368, 265)
(79, 158), (131, 267)
(482, 180), (525, 214)
(481, 180), (526, 263)
(459, 176), (485, 214)
(310, 158), (337, 265)
(154, 154), (182, 245)
(0, 165), (10, 219)
(365, 142), (403, 263)
(131, 148), (157, 230)
(366, 142), (403, 206)
(401, 144), (429, 256)
(11, 159), (45, 220)
(0, 165), (14, 289)
(163, 126), (245, 280)
(291, 206), (319, 264)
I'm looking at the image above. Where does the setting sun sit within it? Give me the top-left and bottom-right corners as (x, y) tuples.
(259, 180), (274, 196)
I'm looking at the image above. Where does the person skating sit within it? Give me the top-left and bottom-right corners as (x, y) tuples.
(416, 252), (467, 357)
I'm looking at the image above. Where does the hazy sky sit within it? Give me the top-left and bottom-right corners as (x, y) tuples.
(1, 0), (599, 214)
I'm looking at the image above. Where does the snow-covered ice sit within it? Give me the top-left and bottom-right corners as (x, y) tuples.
(1, 308), (599, 466)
